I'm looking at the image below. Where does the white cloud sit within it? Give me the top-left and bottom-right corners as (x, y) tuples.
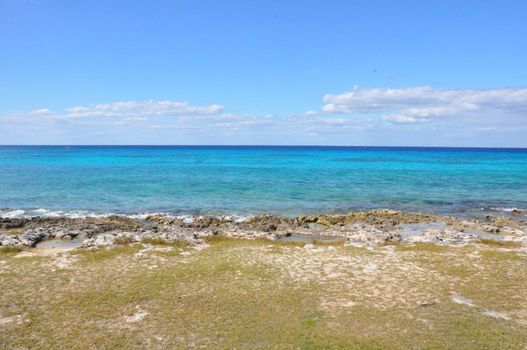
(31, 108), (52, 114)
(2, 90), (526, 146)
(0, 98), (379, 143)
(66, 106), (91, 114)
(65, 100), (224, 118)
(382, 115), (420, 124)
(303, 110), (318, 116)
(322, 86), (527, 124)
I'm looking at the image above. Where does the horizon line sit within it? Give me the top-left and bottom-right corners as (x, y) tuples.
(1, 144), (526, 150)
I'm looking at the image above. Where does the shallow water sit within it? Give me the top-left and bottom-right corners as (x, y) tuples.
(1, 146), (526, 217)
(35, 239), (84, 249)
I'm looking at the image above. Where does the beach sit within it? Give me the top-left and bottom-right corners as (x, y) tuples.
(1, 210), (527, 348)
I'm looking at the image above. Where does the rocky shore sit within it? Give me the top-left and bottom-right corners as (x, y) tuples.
(2, 209), (527, 348)
(2, 209), (526, 250)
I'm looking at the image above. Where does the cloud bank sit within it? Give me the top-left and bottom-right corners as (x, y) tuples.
(1, 87), (526, 146)
(64, 100), (224, 118)
(322, 86), (527, 124)
(1, 99), (373, 145)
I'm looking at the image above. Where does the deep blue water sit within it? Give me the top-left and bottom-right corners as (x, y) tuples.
(0, 146), (526, 217)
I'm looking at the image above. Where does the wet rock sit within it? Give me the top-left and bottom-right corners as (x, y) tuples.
(344, 224), (401, 247)
(0, 218), (27, 229)
(408, 228), (478, 244)
(241, 216), (289, 232)
(296, 215), (344, 227)
(146, 214), (177, 225)
(18, 229), (51, 247)
(54, 230), (79, 240)
(264, 224), (277, 232)
(2, 210), (525, 250)
(344, 210), (437, 228)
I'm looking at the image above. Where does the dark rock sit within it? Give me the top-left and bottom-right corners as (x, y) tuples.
(265, 224), (278, 232)
(0, 218), (27, 229)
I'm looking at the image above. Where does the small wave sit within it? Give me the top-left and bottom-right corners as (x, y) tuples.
(127, 213), (161, 220)
(0, 209), (26, 219)
(489, 207), (526, 213)
(175, 215), (195, 224)
(0, 208), (250, 223)
(0, 208), (119, 219)
(222, 215), (248, 223)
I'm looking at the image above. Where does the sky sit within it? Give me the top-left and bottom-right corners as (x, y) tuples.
(0, 0), (526, 146)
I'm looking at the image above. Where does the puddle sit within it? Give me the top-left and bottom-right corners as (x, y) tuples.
(306, 222), (328, 231)
(36, 239), (84, 249)
(399, 221), (503, 241)
(399, 222), (447, 238)
(464, 229), (504, 241)
(277, 232), (346, 244)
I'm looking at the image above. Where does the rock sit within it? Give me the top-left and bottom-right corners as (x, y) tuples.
(125, 308), (148, 323)
(408, 228), (477, 245)
(18, 229), (51, 247)
(264, 224), (277, 232)
(81, 233), (117, 248)
(0, 314), (25, 325)
(146, 214), (176, 225)
(0, 235), (21, 247)
(0, 218), (27, 229)
(2, 210), (524, 251)
(343, 224), (401, 247)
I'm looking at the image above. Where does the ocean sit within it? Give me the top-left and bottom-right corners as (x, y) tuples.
(0, 146), (526, 218)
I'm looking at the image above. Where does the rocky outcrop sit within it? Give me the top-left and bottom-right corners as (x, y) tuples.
(0, 218), (27, 229)
(1, 210), (525, 249)
(343, 224), (402, 247)
(406, 228), (479, 244)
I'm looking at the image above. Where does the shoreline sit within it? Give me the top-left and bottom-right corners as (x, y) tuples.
(2, 209), (527, 348)
(2, 206), (526, 219)
(2, 209), (526, 250)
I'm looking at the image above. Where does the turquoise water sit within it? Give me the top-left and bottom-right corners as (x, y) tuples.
(0, 146), (526, 217)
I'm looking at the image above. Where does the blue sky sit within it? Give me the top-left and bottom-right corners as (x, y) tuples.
(1, 0), (526, 146)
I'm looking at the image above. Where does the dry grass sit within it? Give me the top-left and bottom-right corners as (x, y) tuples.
(0, 246), (24, 254)
(312, 239), (347, 246)
(140, 237), (189, 248)
(204, 235), (346, 248)
(0, 239), (526, 349)
(477, 238), (522, 248)
(70, 244), (143, 263)
(204, 235), (307, 247)
(113, 236), (135, 245)
(396, 242), (450, 252)
(0, 228), (25, 236)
